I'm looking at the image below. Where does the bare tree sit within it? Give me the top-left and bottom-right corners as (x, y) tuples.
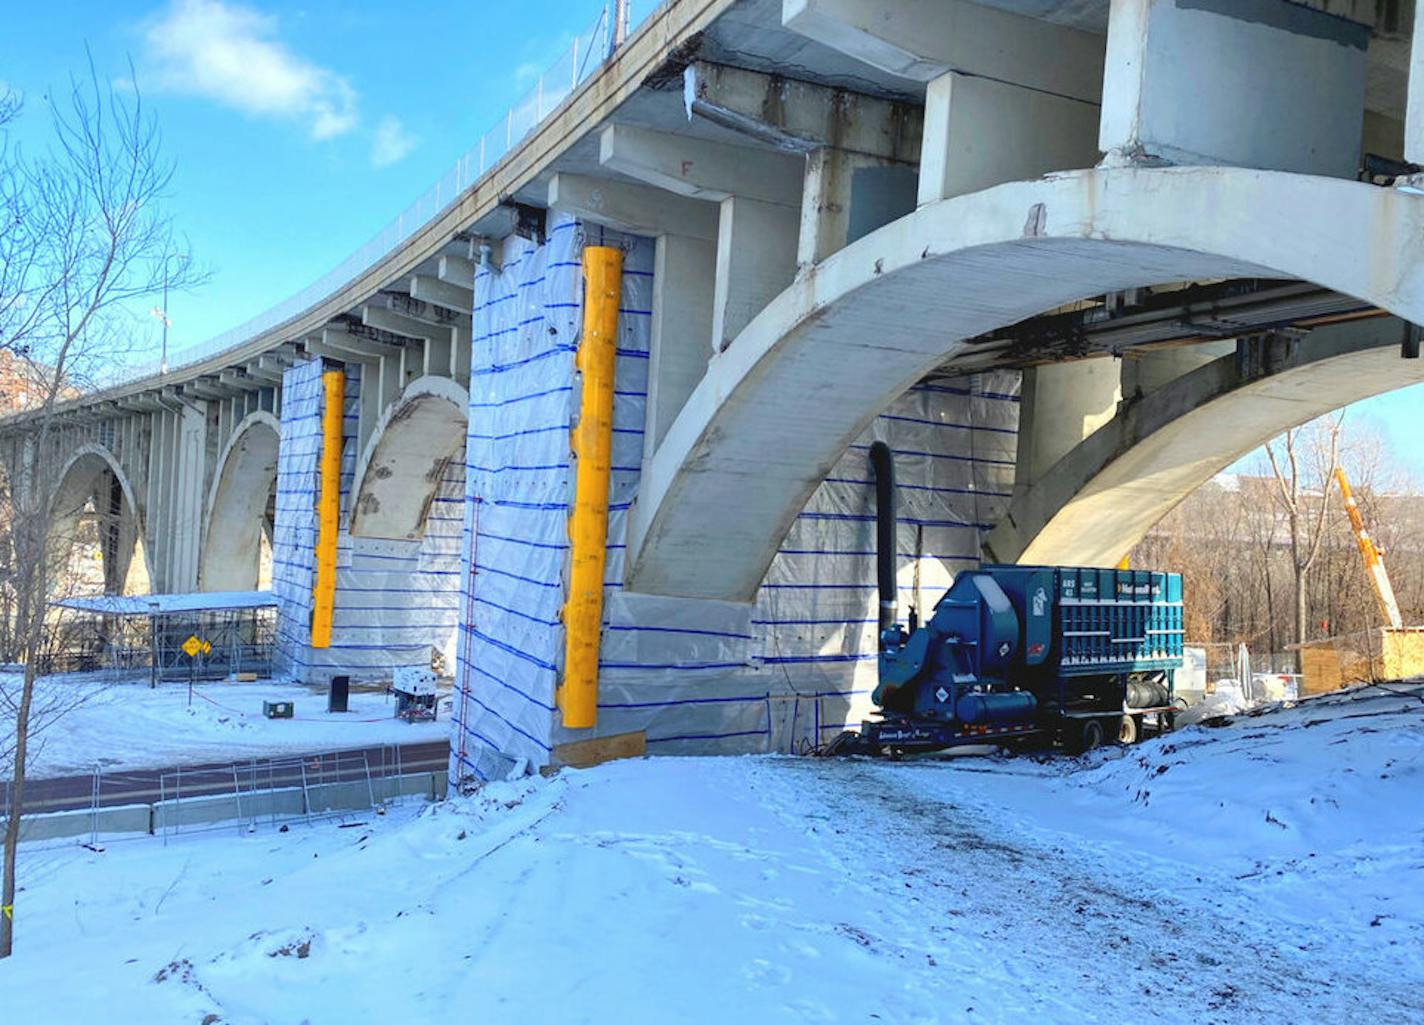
(1262, 417), (1344, 673)
(1130, 411), (1422, 679)
(0, 59), (202, 958)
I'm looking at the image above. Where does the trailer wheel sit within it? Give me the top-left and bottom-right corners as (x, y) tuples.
(1118, 714), (1140, 745)
(1076, 718), (1106, 753)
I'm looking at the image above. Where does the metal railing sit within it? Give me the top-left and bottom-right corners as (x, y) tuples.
(2, 742), (446, 848)
(121, 3), (626, 382)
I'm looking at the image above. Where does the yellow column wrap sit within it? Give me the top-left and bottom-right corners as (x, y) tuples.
(311, 368), (345, 649)
(560, 245), (623, 728)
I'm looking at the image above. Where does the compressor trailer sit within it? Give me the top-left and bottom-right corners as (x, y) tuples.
(828, 443), (1184, 757)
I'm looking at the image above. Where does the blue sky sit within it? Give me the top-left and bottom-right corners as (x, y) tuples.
(3, 0), (619, 358)
(5, 0), (1421, 476)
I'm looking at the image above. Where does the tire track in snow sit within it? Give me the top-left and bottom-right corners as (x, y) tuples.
(751, 757), (1416, 1025)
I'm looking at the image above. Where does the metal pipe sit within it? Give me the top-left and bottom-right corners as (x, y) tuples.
(559, 245), (623, 729)
(869, 440), (897, 643)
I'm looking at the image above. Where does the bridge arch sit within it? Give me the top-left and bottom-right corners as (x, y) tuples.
(626, 166), (1424, 602)
(200, 412), (281, 592)
(350, 376), (469, 541)
(984, 317), (1424, 567)
(48, 444), (150, 596)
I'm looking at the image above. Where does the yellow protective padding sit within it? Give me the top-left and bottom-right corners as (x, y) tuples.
(559, 246), (623, 729)
(311, 368), (345, 649)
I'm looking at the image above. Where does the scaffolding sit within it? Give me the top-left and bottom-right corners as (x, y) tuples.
(41, 591), (277, 683)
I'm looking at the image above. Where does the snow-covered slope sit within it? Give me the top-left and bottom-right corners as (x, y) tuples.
(4, 685), (1421, 1024)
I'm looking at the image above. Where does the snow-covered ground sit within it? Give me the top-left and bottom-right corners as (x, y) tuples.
(3, 685), (1421, 1023)
(6, 675), (450, 777)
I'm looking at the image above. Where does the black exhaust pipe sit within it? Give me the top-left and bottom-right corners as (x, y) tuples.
(869, 441), (897, 644)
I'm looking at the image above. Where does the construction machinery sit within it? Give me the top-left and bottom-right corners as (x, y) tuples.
(827, 443), (1184, 756)
(1334, 466), (1403, 630)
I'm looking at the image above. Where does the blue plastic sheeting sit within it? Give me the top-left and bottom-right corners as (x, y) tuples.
(451, 214), (587, 781)
(447, 215), (1021, 784)
(272, 353), (466, 682)
(271, 358), (324, 677)
(586, 372), (1020, 758)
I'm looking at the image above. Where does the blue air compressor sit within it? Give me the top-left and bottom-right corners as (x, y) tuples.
(826, 442), (1184, 756)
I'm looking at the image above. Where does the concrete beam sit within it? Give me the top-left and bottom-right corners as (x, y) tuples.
(437, 254), (477, 290)
(1100, 0), (1368, 176)
(118, 393), (165, 414)
(264, 345), (299, 367)
(217, 370), (261, 393)
(323, 328), (403, 418)
(468, 203), (520, 240)
(322, 326), (403, 361)
(410, 274), (474, 314)
(684, 62), (921, 162)
(257, 354), (293, 379)
(362, 302), (459, 344)
(243, 361), (283, 385)
(180, 380), (231, 402)
(782, 0), (1105, 101)
(303, 336), (369, 365)
(918, 72), (1101, 205)
(547, 173), (720, 241)
(593, 123), (803, 349)
(598, 123), (803, 205)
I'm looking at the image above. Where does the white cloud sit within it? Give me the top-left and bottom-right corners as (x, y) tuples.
(143, 0), (358, 140)
(370, 115), (416, 168)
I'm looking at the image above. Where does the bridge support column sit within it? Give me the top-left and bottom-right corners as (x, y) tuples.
(648, 234), (716, 453)
(798, 147), (916, 266)
(1012, 360), (1121, 500)
(712, 196), (799, 353)
(1407, 5), (1424, 163)
(148, 397), (208, 593)
(1100, 0), (1369, 175)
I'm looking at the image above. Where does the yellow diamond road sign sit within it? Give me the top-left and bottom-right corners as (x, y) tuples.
(182, 635), (203, 658)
